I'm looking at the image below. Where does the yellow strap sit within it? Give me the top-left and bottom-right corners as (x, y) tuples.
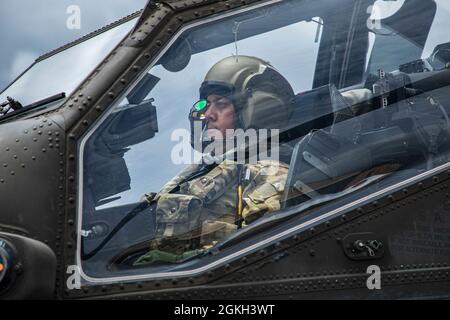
(237, 185), (243, 218)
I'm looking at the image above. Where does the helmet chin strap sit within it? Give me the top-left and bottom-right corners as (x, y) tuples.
(200, 119), (209, 145)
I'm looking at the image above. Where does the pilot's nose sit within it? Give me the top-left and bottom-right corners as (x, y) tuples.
(204, 104), (217, 122)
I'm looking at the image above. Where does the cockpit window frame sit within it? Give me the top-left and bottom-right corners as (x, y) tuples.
(73, 0), (450, 287)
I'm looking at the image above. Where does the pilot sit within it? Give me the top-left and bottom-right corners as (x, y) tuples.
(134, 56), (296, 265)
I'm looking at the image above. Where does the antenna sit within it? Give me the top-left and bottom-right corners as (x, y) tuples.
(231, 9), (270, 62)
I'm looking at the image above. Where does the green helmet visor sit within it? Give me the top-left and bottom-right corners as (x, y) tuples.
(193, 99), (208, 112)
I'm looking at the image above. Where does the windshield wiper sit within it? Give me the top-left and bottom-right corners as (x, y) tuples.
(0, 96), (23, 115)
(0, 92), (66, 121)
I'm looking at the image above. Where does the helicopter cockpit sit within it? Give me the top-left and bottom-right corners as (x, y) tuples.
(77, 0), (450, 281)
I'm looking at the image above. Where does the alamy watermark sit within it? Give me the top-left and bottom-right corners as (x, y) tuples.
(366, 3), (382, 32)
(366, 265), (381, 290)
(171, 123), (280, 166)
(66, 265), (81, 290)
(66, 5), (81, 30)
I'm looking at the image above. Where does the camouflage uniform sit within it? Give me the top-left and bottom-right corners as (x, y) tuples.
(134, 159), (288, 265)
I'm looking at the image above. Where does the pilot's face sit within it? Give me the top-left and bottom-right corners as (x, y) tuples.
(204, 94), (235, 140)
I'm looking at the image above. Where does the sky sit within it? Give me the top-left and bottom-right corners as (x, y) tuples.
(0, 0), (148, 92)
